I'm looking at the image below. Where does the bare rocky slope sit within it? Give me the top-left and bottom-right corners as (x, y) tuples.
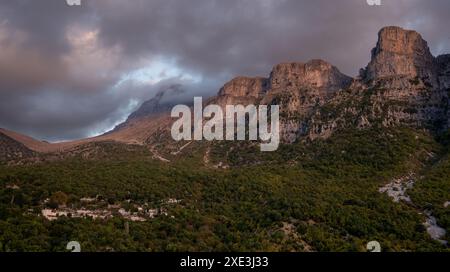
(0, 130), (35, 162)
(1, 26), (450, 159)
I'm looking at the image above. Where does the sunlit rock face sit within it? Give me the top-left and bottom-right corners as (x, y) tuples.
(328, 26), (450, 138)
(218, 76), (269, 98)
(103, 27), (450, 145)
(363, 26), (437, 84)
(269, 60), (352, 96)
(208, 59), (352, 142)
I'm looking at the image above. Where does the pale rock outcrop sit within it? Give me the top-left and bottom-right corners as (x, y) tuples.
(269, 59), (352, 96)
(211, 59), (351, 142)
(363, 26), (437, 84)
(218, 76), (269, 98)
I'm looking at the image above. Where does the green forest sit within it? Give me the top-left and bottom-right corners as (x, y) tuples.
(0, 127), (449, 252)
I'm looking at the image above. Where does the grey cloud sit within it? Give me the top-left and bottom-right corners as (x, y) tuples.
(90, 0), (450, 76)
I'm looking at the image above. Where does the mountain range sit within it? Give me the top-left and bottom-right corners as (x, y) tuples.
(1, 26), (450, 162)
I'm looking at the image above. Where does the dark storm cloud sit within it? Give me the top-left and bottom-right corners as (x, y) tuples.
(91, 0), (450, 76)
(0, 0), (449, 141)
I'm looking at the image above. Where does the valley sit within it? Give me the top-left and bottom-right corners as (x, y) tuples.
(0, 26), (449, 252)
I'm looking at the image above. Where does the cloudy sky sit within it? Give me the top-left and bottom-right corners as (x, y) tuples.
(0, 0), (449, 141)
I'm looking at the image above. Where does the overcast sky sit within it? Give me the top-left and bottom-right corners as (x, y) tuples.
(0, 0), (449, 141)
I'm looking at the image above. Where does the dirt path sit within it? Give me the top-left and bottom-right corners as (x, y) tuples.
(203, 146), (210, 165)
(149, 146), (170, 162)
(171, 141), (193, 156)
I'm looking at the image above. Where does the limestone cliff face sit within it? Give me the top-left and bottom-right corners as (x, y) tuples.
(307, 27), (449, 140)
(363, 26), (437, 84)
(216, 60), (351, 101)
(361, 27), (449, 132)
(218, 76), (269, 98)
(213, 76), (269, 109)
(210, 27), (450, 142)
(112, 26), (450, 146)
(210, 59), (351, 142)
(269, 60), (352, 96)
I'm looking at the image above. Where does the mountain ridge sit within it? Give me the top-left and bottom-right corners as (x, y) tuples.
(1, 26), (450, 159)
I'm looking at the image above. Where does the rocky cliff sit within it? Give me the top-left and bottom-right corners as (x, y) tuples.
(208, 59), (352, 142)
(205, 26), (450, 142)
(269, 60), (352, 96)
(2, 26), (449, 157)
(362, 26), (438, 83)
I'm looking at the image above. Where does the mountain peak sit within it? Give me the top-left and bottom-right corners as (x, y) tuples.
(269, 59), (351, 95)
(363, 26), (437, 81)
(216, 59), (351, 100)
(218, 76), (269, 98)
(127, 84), (186, 121)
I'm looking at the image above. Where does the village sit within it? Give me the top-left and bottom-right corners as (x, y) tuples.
(40, 195), (181, 222)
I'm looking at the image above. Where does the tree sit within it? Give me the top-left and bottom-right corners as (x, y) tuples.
(48, 191), (69, 209)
